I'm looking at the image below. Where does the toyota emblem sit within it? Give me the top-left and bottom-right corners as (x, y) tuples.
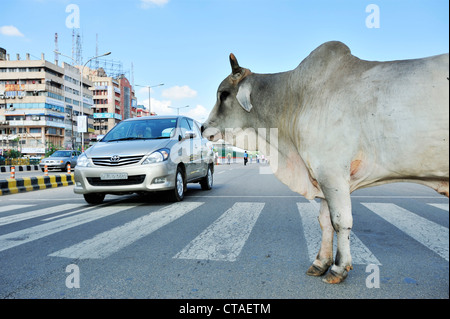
(110, 155), (121, 163)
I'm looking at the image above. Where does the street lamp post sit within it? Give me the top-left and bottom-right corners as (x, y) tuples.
(79, 52), (111, 151)
(54, 50), (111, 152)
(168, 105), (190, 115)
(135, 83), (164, 115)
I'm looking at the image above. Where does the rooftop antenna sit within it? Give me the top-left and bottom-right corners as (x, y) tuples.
(131, 62), (134, 88)
(95, 33), (99, 69)
(71, 29), (75, 63)
(75, 31), (82, 66)
(54, 33), (59, 65)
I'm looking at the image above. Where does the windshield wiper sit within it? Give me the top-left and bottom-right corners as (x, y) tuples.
(106, 136), (169, 142)
(106, 137), (149, 142)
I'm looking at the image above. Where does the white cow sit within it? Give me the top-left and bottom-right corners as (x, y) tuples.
(203, 41), (449, 284)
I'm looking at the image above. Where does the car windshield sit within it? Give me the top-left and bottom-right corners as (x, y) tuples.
(51, 151), (72, 157)
(102, 118), (178, 142)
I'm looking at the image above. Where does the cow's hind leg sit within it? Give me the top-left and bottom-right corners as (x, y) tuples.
(320, 180), (353, 284)
(306, 200), (334, 276)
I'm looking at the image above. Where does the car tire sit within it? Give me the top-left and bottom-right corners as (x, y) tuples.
(83, 193), (105, 205)
(167, 167), (185, 202)
(200, 165), (213, 190)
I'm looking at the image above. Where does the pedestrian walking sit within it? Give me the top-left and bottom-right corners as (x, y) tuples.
(244, 151), (248, 166)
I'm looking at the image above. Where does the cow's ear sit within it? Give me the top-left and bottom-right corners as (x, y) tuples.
(236, 82), (253, 112)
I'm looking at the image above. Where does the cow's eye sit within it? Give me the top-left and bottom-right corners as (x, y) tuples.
(220, 91), (230, 102)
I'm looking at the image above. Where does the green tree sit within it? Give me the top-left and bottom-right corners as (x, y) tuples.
(45, 143), (62, 157)
(5, 149), (22, 158)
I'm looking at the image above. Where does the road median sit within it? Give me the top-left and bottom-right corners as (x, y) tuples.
(0, 174), (74, 196)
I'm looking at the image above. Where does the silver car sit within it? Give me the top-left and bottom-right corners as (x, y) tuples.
(74, 116), (214, 204)
(39, 150), (81, 172)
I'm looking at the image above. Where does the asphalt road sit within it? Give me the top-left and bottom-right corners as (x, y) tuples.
(0, 163), (448, 303)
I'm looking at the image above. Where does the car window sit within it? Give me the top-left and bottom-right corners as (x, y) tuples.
(102, 118), (178, 142)
(187, 118), (201, 138)
(180, 118), (191, 137)
(51, 151), (71, 157)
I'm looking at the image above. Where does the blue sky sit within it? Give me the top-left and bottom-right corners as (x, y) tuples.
(1, 0), (448, 122)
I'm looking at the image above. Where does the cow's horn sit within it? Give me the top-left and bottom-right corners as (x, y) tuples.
(229, 53), (242, 75)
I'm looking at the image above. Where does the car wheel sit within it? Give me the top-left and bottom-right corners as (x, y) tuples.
(168, 167), (185, 202)
(200, 165), (213, 190)
(83, 193), (105, 205)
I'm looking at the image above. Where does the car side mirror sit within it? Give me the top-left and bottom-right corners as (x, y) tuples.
(184, 130), (196, 139)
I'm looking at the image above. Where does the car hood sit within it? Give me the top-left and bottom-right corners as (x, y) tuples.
(85, 139), (172, 157)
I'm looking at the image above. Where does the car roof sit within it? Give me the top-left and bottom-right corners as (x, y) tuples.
(122, 115), (194, 122)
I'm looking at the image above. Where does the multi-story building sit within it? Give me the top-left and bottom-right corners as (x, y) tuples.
(90, 68), (122, 139)
(0, 47), (142, 155)
(136, 105), (150, 117)
(90, 69), (137, 139)
(0, 48), (93, 156)
(63, 63), (94, 149)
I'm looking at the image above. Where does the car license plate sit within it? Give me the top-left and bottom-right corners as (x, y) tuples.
(100, 173), (128, 180)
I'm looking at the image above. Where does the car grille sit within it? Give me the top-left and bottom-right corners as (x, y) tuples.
(86, 175), (146, 186)
(91, 155), (144, 167)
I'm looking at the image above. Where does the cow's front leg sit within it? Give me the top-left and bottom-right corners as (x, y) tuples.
(320, 180), (353, 284)
(306, 199), (334, 276)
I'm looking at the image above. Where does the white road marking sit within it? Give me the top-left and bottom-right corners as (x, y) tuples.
(174, 202), (265, 262)
(298, 202), (381, 265)
(0, 204), (138, 253)
(362, 203), (449, 261)
(0, 204), (83, 226)
(428, 203), (449, 212)
(49, 202), (203, 259)
(0, 205), (33, 214)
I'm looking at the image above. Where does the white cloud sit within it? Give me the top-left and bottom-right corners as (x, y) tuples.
(140, 97), (209, 122)
(140, 0), (169, 9)
(0, 25), (24, 37)
(162, 85), (197, 100)
(142, 98), (172, 115)
(184, 104), (210, 122)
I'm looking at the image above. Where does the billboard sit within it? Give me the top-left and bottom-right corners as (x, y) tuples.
(77, 115), (87, 133)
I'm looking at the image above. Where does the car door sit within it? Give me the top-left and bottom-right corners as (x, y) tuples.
(72, 151), (80, 166)
(190, 119), (207, 178)
(179, 117), (195, 179)
(187, 118), (206, 178)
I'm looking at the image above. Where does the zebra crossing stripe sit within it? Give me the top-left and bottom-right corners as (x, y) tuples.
(174, 202), (265, 262)
(49, 202), (203, 259)
(362, 203), (449, 261)
(428, 203), (449, 212)
(0, 204), (83, 227)
(0, 204), (138, 253)
(0, 205), (33, 214)
(297, 202), (381, 265)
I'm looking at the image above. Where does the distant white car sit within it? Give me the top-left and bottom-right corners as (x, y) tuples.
(74, 116), (215, 204)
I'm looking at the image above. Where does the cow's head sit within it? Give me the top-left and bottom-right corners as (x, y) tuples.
(202, 53), (255, 142)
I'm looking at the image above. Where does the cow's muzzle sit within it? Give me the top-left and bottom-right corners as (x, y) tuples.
(201, 125), (222, 142)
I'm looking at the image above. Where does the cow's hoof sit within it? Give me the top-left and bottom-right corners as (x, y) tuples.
(306, 263), (329, 277)
(322, 269), (348, 284)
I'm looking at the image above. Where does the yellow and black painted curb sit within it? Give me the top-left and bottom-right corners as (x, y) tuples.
(0, 174), (74, 196)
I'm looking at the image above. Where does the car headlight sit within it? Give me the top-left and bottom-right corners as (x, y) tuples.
(142, 149), (170, 165)
(77, 154), (91, 167)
